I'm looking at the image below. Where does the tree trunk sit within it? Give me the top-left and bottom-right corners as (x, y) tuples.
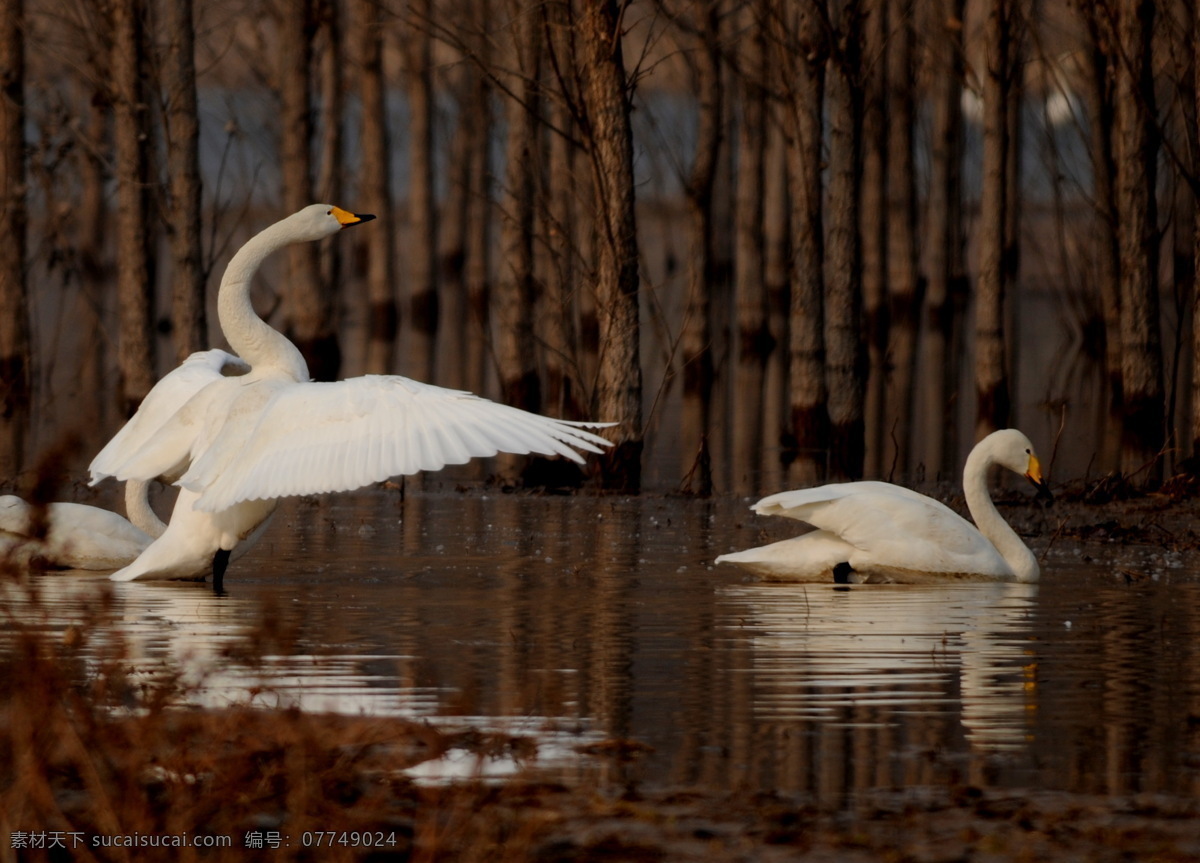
(824, 0), (865, 480)
(160, 0), (206, 362)
(884, 0), (919, 480)
(1193, 0), (1200, 459)
(1112, 0), (1164, 482)
(920, 0), (966, 478)
(315, 0), (344, 291)
(576, 0), (643, 491)
(1080, 8), (1123, 472)
(680, 0), (723, 495)
(495, 0), (543, 414)
(974, 0), (1014, 439)
(0, 0), (28, 473)
(860, 0), (887, 476)
(761, 113), (790, 491)
(406, 0), (439, 383)
(112, 0), (155, 414)
(781, 0), (827, 486)
(463, 45), (494, 398)
(732, 0), (769, 494)
(354, 0), (397, 375)
(278, 0), (339, 380)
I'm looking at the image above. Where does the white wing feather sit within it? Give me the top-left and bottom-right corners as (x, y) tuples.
(147, 375), (612, 512)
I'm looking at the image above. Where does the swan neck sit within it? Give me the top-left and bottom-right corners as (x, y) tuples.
(217, 220), (310, 378)
(124, 480), (165, 538)
(962, 445), (1039, 582)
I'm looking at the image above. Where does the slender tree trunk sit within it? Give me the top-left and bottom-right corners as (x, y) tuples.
(732, 0), (769, 494)
(1192, 0), (1200, 458)
(824, 0), (865, 480)
(112, 0), (155, 414)
(355, 0), (397, 375)
(576, 0), (643, 491)
(406, 0), (439, 382)
(1081, 8), (1123, 472)
(761, 113), (790, 491)
(439, 66), (474, 390)
(160, 0), (206, 361)
(1112, 0), (1164, 482)
(920, 0), (966, 478)
(680, 1), (723, 495)
(495, 0), (543, 414)
(463, 46), (494, 398)
(860, 0), (888, 476)
(315, 0), (344, 291)
(974, 0), (1014, 439)
(884, 0), (919, 480)
(0, 0), (28, 473)
(540, 33), (583, 420)
(781, 0), (827, 485)
(278, 0), (339, 380)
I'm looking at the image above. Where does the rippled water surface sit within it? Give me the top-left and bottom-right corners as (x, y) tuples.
(5, 491), (1200, 801)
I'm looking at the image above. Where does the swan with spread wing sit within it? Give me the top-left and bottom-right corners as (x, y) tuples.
(90, 205), (611, 589)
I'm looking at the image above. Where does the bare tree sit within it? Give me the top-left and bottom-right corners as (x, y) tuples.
(1111, 0), (1164, 481)
(354, 0), (397, 375)
(884, 0), (919, 478)
(112, 0), (155, 414)
(1193, 0), (1200, 458)
(0, 0), (28, 473)
(159, 0), (205, 361)
(575, 0), (643, 491)
(679, 0), (724, 495)
(406, 0), (439, 382)
(974, 0), (1017, 439)
(824, 0), (865, 479)
(732, 0), (770, 493)
(278, 0), (340, 380)
(495, 0), (544, 413)
(778, 0), (827, 485)
(919, 0), (966, 478)
(860, 0), (887, 476)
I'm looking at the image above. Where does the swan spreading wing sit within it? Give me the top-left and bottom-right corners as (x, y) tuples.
(92, 373), (613, 513)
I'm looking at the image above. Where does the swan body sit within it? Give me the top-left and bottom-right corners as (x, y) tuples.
(0, 495), (153, 570)
(90, 205), (611, 586)
(715, 429), (1049, 584)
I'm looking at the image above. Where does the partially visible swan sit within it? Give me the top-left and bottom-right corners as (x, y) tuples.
(0, 494), (153, 571)
(715, 429), (1051, 584)
(90, 205), (611, 589)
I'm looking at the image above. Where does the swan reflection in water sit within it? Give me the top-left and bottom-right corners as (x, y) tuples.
(720, 581), (1038, 756)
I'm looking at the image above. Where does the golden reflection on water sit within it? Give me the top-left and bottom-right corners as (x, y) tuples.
(3, 491), (1200, 800)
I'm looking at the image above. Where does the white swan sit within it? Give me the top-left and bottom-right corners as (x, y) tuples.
(0, 494), (153, 571)
(715, 428), (1051, 584)
(89, 205), (611, 588)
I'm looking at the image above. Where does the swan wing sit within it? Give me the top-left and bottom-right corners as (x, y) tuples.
(89, 350), (248, 483)
(752, 483), (1006, 574)
(180, 375), (613, 512)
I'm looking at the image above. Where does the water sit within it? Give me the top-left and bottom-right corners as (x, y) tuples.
(4, 490), (1199, 804)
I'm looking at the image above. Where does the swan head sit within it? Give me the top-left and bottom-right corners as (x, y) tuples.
(285, 204), (376, 241)
(983, 429), (1053, 502)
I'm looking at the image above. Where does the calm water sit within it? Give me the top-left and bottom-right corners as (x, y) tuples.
(4, 490), (1200, 803)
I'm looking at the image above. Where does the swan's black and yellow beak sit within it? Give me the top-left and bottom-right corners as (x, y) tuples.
(331, 206), (376, 228)
(1025, 455), (1054, 503)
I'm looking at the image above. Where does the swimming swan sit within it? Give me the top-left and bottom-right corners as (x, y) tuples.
(0, 494), (153, 570)
(715, 428), (1051, 584)
(89, 205), (611, 589)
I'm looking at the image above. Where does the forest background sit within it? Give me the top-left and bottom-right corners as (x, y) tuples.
(0, 0), (1197, 497)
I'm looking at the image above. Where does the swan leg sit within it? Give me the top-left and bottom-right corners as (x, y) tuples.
(212, 549), (231, 595)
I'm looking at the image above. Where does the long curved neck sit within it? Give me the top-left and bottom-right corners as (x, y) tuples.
(125, 480), (165, 539)
(217, 219), (311, 379)
(962, 445), (1038, 582)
